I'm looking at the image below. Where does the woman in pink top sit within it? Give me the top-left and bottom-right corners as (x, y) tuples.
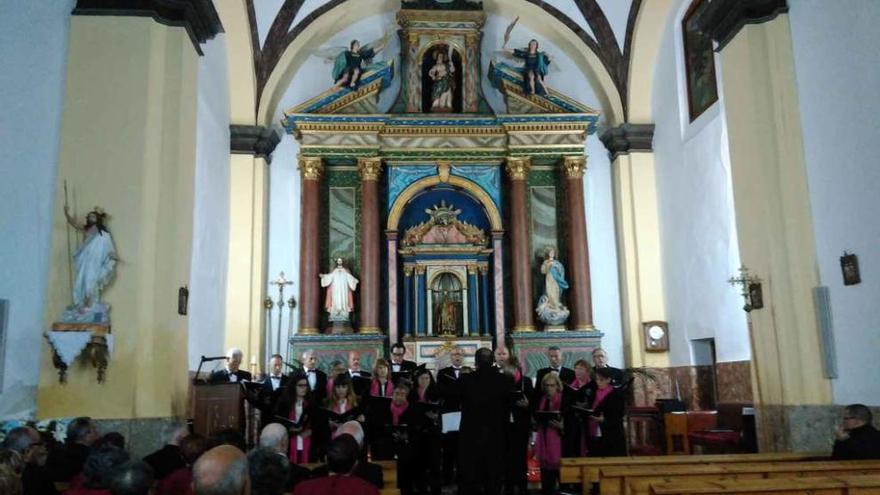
(534, 372), (564, 495)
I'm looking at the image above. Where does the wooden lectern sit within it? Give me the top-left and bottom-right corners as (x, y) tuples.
(191, 383), (244, 438)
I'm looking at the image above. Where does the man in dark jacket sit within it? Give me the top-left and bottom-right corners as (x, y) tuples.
(2, 426), (58, 495)
(390, 342), (418, 383)
(208, 348), (253, 384)
(832, 404), (880, 460)
(458, 347), (513, 495)
(301, 349), (328, 404)
(143, 422), (188, 479)
(437, 346), (465, 484)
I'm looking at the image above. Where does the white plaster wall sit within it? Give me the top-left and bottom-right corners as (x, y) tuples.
(0, 1), (75, 419)
(585, 134), (624, 367)
(266, 11), (624, 368)
(788, 1), (880, 405)
(651, 0), (749, 366)
(188, 35), (232, 370)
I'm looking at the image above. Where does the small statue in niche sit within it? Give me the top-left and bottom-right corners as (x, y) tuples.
(320, 257), (359, 322)
(428, 48), (455, 111)
(61, 205), (118, 323)
(536, 247), (570, 326)
(320, 33), (390, 90)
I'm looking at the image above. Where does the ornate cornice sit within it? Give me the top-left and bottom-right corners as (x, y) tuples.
(505, 157), (531, 181)
(298, 156), (323, 181)
(230, 125), (281, 163)
(599, 123), (655, 161)
(357, 157), (383, 181)
(72, 0), (222, 56)
(695, 0), (789, 51)
(561, 156), (588, 179)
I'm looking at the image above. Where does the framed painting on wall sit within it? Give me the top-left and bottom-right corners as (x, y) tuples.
(682, 0), (719, 121)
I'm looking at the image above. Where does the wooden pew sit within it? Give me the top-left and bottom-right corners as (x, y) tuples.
(649, 474), (880, 494)
(558, 452), (826, 488)
(600, 460), (880, 495)
(379, 489), (401, 495)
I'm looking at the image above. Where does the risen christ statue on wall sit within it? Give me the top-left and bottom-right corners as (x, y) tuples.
(320, 257), (359, 322)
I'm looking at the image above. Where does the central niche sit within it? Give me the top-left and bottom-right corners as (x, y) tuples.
(431, 272), (464, 335)
(421, 44), (463, 113)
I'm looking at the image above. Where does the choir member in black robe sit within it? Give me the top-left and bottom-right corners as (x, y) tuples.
(561, 359), (594, 458)
(588, 367), (626, 457)
(409, 367), (442, 495)
(502, 356), (534, 495)
(437, 347), (465, 485)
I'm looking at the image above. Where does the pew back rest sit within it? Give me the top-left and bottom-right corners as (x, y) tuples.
(649, 474), (880, 494)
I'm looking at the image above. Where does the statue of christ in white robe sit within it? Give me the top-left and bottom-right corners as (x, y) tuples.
(320, 257), (359, 321)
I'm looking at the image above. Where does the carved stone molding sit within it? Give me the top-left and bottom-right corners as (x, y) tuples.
(72, 0), (223, 56)
(298, 156), (323, 181)
(505, 156), (531, 181)
(230, 125), (281, 163)
(357, 157), (383, 181)
(599, 123), (655, 161)
(695, 0), (789, 51)
(561, 155), (588, 179)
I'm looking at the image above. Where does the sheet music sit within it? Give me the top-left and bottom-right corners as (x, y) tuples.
(441, 412), (461, 433)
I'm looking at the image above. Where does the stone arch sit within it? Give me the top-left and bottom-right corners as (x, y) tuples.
(257, 0), (625, 126)
(387, 175), (502, 232)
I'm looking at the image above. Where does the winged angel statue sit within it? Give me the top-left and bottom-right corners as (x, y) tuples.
(313, 31), (393, 90)
(494, 17), (556, 96)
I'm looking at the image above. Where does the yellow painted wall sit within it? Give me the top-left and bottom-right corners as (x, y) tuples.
(37, 17), (198, 419)
(224, 155), (268, 372)
(612, 152), (669, 369)
(720, 17), (831, 408)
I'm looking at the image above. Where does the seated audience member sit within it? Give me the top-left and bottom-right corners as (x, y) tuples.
(0, 448), (25, 475)
(832, 404), (880, 460)
(108, 461), (154, 495)
(155, 434), (207, 495)
(588, 367), (626, 457)
(258, 424), (311, 492)
(65, 444), (130, 495)
(48, 416), (100, 482)
(534, 372), (565, 495)
(311, 422), (382, 489)
(207, 428), (246, 453)
(0, 464), (22, 495)
(209, 348), (253, 384)
(247, 448), (289, 495)
(93, 433), (125, 451)
(293, 435), (378, 495)
(2, 426), (57, 495)
(192, 445), (250, 495)
(143, 422), (188, 480)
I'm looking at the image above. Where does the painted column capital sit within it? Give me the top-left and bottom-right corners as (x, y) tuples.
(561, 155), (588, 179)
(477, 263), (489, 275)
(414, 265), (427, 275)
(403, 265), (414, 277)
(298, 156), (323, 180)
(599, 124), (655, 161)
(505, 156), (531, 180)
(230, 125), (281, 163)
(467, 264), (479, 275)
(357, 157), (383, 181)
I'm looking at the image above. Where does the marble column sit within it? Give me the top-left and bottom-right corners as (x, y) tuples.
(415, 266), (427, 336)
(403, 265), (414, 337)
(505, 157), (535, 333)
(562, 155), (594, 330)
(492, 232), (505, 343)
(467, 264), (479, 336)
(386, 231), (399, 343)
(358, 157), (383, 334)
(479, 264), (491, 335)
(297, 156), (323, 335)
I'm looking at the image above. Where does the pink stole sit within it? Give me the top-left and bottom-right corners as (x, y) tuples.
(417, 388), (427, 402)
(534, 393), (563, 469)
(288, 399), (310, 464)
(390, 400), (409, 425)
(590, 386), (613, 437)
(370, 379), (393, 397)
(569, 376), (590, 390)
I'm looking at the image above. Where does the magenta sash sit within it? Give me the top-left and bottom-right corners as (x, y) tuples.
(534, 393), (563, 469)
(370, 379), (393, 397)
(287, 399), (311, 464)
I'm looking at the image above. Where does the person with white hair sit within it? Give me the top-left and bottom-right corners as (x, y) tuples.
(258, 424), (312, 492)
(209, 348), (252, 384)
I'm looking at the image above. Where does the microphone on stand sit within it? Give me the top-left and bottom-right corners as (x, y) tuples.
(201, 356), (228, 362)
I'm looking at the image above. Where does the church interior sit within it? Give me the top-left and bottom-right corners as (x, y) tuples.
(1, 0), (879, 493)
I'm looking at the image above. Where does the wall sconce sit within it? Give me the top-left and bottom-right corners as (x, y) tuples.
(178, 286), (189, 316)
(728, 266), (764, 312)
(840, 251), (861, 286)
